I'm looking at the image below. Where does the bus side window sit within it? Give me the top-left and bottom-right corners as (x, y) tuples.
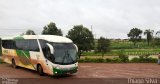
(15, 40), (23, 50)
(39, 40), (55, 62)
(44, 46), (55, 62)
(2, 40), (16, 49)
(28, 39), (39, 52)
(2, 40), (6, 48)
(44, 46), (50, 58)
(39, 40), (46, 54)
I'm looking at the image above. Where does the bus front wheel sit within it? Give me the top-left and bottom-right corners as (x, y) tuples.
(12, 59), (17, 68)
(37, 64), (44, 76)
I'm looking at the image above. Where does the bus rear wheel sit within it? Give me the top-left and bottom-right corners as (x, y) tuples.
(12, 59), (17, 68)
(37, 65), (44, 76)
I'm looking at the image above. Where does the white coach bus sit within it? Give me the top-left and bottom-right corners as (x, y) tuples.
(1, 35), (78, 76)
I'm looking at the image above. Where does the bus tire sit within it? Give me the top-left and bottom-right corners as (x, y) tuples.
(37, 64), (44, 76)
(12, 59), (17, 69)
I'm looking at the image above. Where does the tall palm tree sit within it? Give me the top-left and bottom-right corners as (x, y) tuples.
(156, 30), (160, 38)
(144, 29), (154, 46)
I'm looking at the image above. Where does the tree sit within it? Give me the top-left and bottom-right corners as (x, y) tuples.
(144, 29), (154, 46)
(153, 37), (160, 46)
(97, 37), (110, 58)
(25, 29), (36, 35)
(127, 28), (142, 45)
(66, 25), (94, 57)
(156, 30), (160, 38)
(0, 38), (1, 55)
(42, 22), (63, 36)
(154, 30), (160, 46)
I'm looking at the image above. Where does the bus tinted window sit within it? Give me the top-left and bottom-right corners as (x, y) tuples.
(3, 39), (40, 51)
(15, 39), (39, 51)
(16, 40), (28, 50)
(39, 39), (48, 55)
(28, 40), (39, 51)
(2, 40), (6, 48)
(2, 40), (16, 49)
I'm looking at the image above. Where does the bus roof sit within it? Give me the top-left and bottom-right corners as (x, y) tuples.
(2, 35), (73, 43)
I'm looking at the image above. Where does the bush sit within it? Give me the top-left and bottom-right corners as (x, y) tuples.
(105, 58), (112, 63)
(130, 55), (157, 63)
(118, 50), (129, 63)
(130, 57), (140, 63)
(78, 57), (122, 63)
(147, 57), (157, 63)
(78, 55), (157, 63)
(78, 59), (85, 63)
(84, 57), (94, 63)
(153, 38), (160, 46)
(138, 54), (154, 63)
(78, 57), (104, 63)
(111, 58), (122, 63)
(0, 59), (4, 64)
(96, 58), (104, 63)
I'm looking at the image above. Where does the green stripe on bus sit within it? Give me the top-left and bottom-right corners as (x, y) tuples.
(16, 50), (31, 65)
(16, 50), (30, 58)
(16, 50), (36, 70)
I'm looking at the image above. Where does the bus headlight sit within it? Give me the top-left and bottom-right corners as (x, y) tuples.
(55, 72), (57, 74)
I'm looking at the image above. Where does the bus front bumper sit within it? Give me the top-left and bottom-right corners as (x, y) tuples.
(53, 67), (78, 75)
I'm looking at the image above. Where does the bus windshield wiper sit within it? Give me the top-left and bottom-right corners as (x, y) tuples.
(62, 50), (74, 64)
(62, 50), (68, 64)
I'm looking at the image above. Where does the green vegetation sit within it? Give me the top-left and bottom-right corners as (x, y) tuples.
(110, 40), (157, 49)
(82, 51), (118, 56)
(130, 56), (157, 63)
(42, 22), (63, 36)
(97, 37), (110, 58)
(79, 56), (157, 63)
(144, 29), (154, 46)
(66, 25), (94, 56)
(153, 37), (160, 46)
(79, 57), (122, 63)
(0, 59), (4, 64)
(127, 28), (142, 45)
(25, 29), (36, 35)
(118, 50), (129, 63)
(0, 38), (1, 55)
(82, 49), (160, 56)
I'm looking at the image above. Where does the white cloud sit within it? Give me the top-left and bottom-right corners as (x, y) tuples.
(0, 0), (160, 38)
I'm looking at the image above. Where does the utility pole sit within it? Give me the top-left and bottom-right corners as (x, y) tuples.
(90, 25), (97, 39)
(91, 25), (93, 33)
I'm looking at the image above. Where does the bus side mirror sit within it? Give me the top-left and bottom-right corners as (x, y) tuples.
(74, 44), (78, 52)
(46, 43), (54, 54)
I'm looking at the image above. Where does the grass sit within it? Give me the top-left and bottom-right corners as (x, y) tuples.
(82, 49), (160, 56)
(81, 56), (119, 59)
(91, 39), (160, 56)
(110, 40), (160, 49)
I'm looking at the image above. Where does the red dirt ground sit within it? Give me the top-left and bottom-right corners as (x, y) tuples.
(0, 63), (160, 84)
(0, 63), (160, 78)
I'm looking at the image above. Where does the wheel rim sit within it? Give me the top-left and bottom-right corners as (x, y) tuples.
(38, 66), (42, 74)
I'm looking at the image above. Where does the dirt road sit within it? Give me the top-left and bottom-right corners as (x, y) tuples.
(0, 63), (160, 84)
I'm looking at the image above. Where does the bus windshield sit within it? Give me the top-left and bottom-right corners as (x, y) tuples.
(51, 43), (78, 65)
(40, 39), (78, 65)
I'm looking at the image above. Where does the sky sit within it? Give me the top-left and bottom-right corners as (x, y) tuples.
(0, 0), (160, 39)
